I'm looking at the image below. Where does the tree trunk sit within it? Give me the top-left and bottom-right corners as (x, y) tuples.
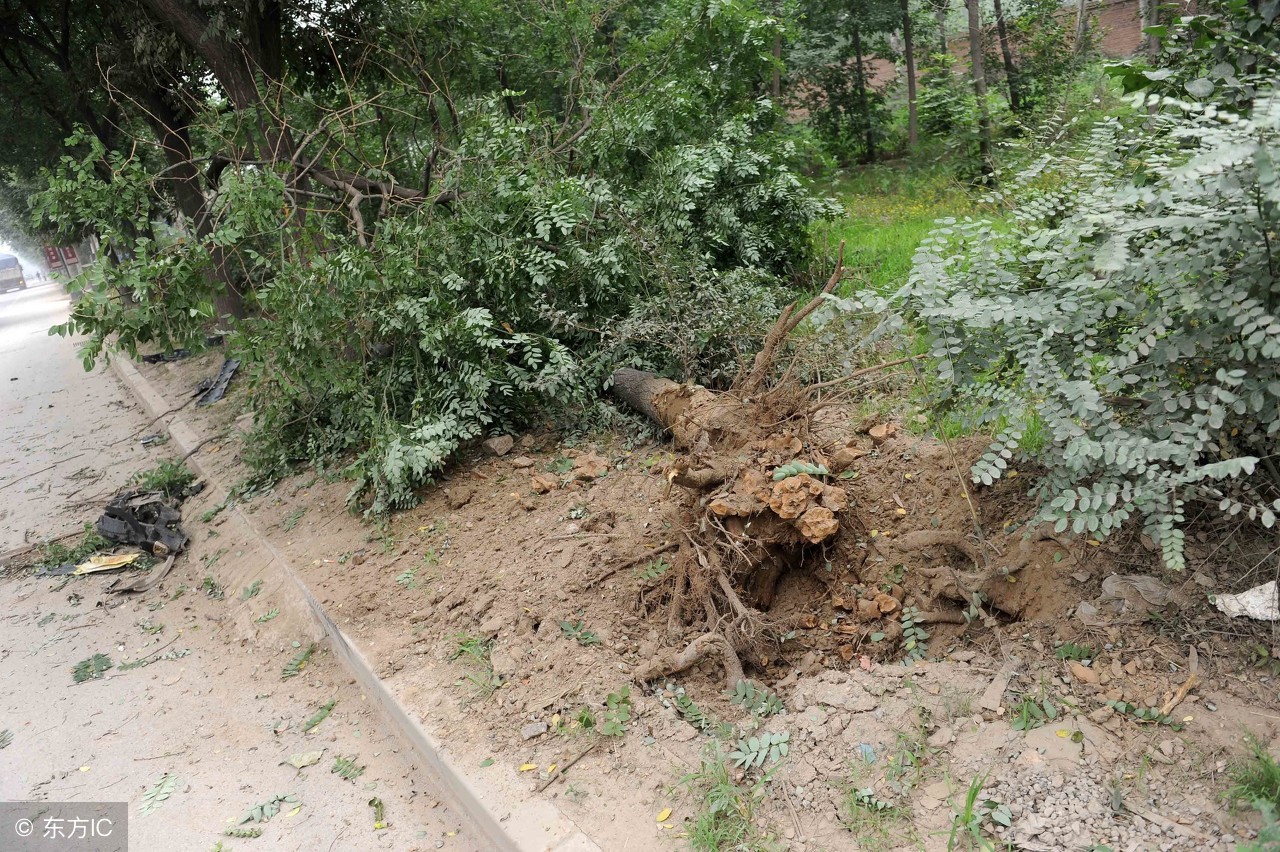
(851, 21), (876, 163)
(935, 0), (949, 54)
(771, 22), (782, 101)
(139, 94), (247, 321)
(992, 0), (1021, 112)
(1139, 0), (1159, 58)
(965, 0), (993, 177)
(1074, 0), (1090, 56)
(901, 0), (919, 146)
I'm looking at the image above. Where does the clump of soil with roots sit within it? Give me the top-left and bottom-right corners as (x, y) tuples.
(611, 246), (1070, 690)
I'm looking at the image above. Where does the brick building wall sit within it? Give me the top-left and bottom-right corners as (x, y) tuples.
(860, 0), (1192, 91)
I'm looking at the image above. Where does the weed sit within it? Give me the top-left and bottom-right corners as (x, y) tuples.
(1055, 642), (1096, 662)
(1009, 692), (1058, 732)
(450, 634), (500, 698)
(728, 731), (790, 770)
(601, 686), (632, 736)
(1230, 735), (1280, 812)
(900, 605), (930, 662)
(240, 579), (263, 601)
(255, 608), (280, 623)
(394, 566), (418, 588)
(1105, 699), (1182, 730)
(559, 620), (601, 646)
(672, 686), (726, 736)
(37, 525), (109, 569)
(842, 784), (914, 852)
(450, 633), (492, 663)
(200, 575), (225, 600)
(634, 558), (671, 583)
(884, 710), (934, 795)
(948, 772), (1011, 850)
(681, 747), (779, 852)
(131, 459), (196, 498)
(281, 507), (306, 531)
(727, 679), (785, 717)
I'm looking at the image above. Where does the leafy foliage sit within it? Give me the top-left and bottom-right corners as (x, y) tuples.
(729, 730), (790, 769)
(1009, 694), (1058, 731)
(129, 459), (196, 499)
(302, 700), (336, 732)
(771, 461), (829, 481)
(281, 644), (315, 680)
(1109, 0), (1280, 114)
(601, 686), (633, 737)
(72, 653), (112, 683)
(634, 558), (672, 582)
(139, 773), (178, 816)
(1054, 642), (1095, 661)
(559, 620), (602, 646)
(223, 826), (263, 838)
(332, 755), (365, 782)
(31, 0), (837, 516)
(239, 793), (299, 825)
(899, 606), (929, 661)
(899, 88), (1280, 570)
(726, 680), (785, 716)
(37, 524), (109, 570)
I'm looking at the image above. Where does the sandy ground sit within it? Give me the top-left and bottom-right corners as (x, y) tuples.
(0, 281), (481, 851)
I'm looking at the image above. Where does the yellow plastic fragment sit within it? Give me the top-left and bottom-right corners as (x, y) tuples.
(657, 808), (672, 823)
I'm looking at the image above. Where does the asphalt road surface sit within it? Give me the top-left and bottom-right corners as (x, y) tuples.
(0, 279), (481, 851)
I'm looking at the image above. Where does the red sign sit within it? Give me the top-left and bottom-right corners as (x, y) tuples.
(60, 246), (79, 265)
(44, 245), (63, 269)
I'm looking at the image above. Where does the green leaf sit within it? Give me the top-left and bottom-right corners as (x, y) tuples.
(139, 773), (178, 816)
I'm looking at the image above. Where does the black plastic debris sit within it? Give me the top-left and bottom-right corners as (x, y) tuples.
(141, 348), (191, 364)
(33, 563), (77, 578)
(194, 358), (240, 406)
(96, 490), (188, 555)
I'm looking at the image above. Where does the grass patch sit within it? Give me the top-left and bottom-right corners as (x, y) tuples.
(841, 784), (915, 852)
(681, 748), (779, 852)
(131, 459), (196, 498)
(449, 633), (500, 698)
(1230, 735), (1280, 813)
(37, 524), (109, 569)
(814, 160), (975, 296)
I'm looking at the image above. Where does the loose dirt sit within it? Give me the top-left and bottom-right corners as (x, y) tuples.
(125, 343), (1280, 851)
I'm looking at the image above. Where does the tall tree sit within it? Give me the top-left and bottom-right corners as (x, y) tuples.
(964, 0), (993, 175)
(991, 0), (1021, 112)
(900, 0), (918, 145)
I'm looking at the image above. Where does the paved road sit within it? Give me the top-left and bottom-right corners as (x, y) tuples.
(0, 280), (151, 552)
(0, 280), (480, 851)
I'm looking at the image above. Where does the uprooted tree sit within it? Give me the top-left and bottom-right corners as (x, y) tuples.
(610, 248), (1066, 687)
(8, 0), (839, 513)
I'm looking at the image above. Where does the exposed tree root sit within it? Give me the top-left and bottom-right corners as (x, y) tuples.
(632, 631), (745, 689)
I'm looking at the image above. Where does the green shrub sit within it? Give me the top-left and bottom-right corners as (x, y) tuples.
(897, 90), (1280, 570)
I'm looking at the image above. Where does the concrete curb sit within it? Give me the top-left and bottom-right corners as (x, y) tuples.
(109, 355), (601, 852)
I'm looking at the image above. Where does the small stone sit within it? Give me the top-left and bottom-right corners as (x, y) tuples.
(521, 721), (548, 740)
(511, 455), (535, 468)
(530, 472), (559, 494)
(927, 725), (954, 749)
(1069, 661), (1099, 685)
(482, 435), (515, 456)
